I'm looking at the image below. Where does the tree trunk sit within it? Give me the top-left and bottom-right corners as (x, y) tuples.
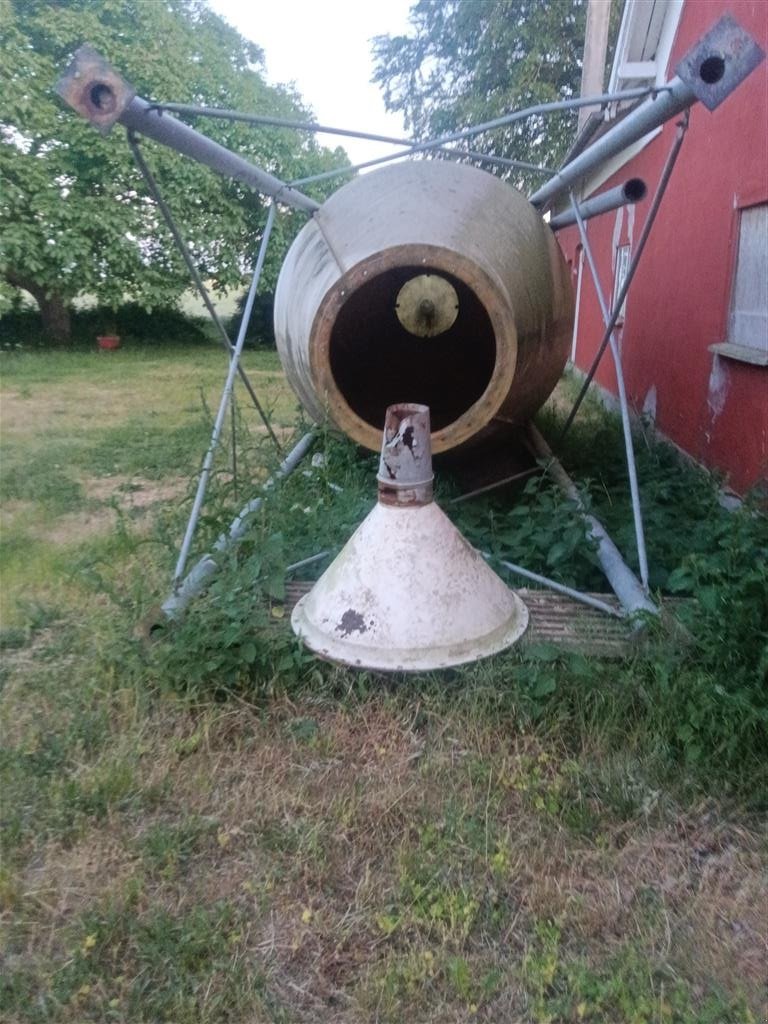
(4, 270), (72, 344)
(39, 292), (71, 344)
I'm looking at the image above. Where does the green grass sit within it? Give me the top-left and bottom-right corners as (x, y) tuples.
(1, 346), (765, 1023)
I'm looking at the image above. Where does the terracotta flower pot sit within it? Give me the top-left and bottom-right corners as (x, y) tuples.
(97, 335), (121, 351)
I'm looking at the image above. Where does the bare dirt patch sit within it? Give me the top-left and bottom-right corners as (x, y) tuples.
(32, 475), (189, 545)
(83, 474), (188, 509)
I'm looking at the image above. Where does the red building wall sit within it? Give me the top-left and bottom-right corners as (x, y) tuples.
(558, 0), (767, 494)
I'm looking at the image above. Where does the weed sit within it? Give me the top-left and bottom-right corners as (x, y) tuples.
(1, 898), (272, 1023)
(137, 816), (219, 880)
(521, 918), (753, 1023)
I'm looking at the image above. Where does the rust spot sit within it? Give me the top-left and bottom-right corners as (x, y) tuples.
(336, 609), (368, 636)
(377, 484), (431, 506)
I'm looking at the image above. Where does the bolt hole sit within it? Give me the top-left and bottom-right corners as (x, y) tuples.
(89, 82), (116, 113)
(699, 55), (725, 85)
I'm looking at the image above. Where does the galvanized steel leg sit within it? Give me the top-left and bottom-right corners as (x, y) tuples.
(172, 202), (277, 587)
(569, 191), (650, 590)
(483, 554), (626, 619)
(161, 431), (316, 620)
(557, 115), (689, 442)
(527, 424), (657, 617)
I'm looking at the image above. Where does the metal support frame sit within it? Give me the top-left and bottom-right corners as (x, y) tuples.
(127, 131), (283, 455)
(529, 78), (694, 209)
(557, 114), (689, 443)
(119, 97), (319, 212)
(569, 190), (650, 590)
(146, 102), (555, 177)
(173, 202), (277, 585)
(54, 15), (762, 629)
(530, 14), (763, 210)
(485, 554), (626, 619)
(162, 431), (316, 620)
(56, 46), (318, 213)
(548, 178), (647, 231)
(288, 85), (667, 189)
(527, 425), (657, 617)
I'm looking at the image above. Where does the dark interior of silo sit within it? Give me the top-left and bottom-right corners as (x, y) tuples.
(328, 266), (497, 432)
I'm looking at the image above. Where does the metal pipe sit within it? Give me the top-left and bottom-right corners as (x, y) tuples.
(527, 423), (658, 616)
(161, 431), (316, 620)
(147, 102), (423, 146)
(55, 49), (318, 214)
(146, 101), (554, 177)
(532, 12), (765, 209)
(449, 467), (540, 505)
(285, 550), (331, 575)
(548, 178), (647, 230)
(570, 191), (650, 590)
(557, 115), (689, 442)
(288, 85), (664, 189)
(127, 132), (283, 454)
(173, 203), (277, 585)
(570, 247), (585, 363)
(530, 78), (696, 209)
(484, 553), (625, 619)
(120, 98), (319, 213)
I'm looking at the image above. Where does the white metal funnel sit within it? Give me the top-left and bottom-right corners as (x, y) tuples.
(291, 404), (528, 671)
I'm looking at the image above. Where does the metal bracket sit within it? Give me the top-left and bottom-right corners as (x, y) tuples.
(55, 45), (135, 133)
(676, 13), (765, 112)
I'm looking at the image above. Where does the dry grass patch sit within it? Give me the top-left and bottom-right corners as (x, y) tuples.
(3, 691), (764, 1021)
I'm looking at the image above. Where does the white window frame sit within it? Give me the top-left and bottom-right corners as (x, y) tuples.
(710, 202), (768, 366)
(608, 0), (685, 95)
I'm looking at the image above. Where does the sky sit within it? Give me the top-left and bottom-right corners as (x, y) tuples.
(207, 0), (414, 166)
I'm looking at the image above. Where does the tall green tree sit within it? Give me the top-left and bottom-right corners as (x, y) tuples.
(372, 0), (588, 187)
(0, 0), (347, 342)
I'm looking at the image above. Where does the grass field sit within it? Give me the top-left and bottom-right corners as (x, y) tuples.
(1, 343), (765, 1023)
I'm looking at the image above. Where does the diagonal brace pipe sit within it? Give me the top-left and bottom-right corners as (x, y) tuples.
(569, 190), (650, 591)
(173, 202), (276, 585)
(127, 131), (283, 455)
(527, 424), (657, 617)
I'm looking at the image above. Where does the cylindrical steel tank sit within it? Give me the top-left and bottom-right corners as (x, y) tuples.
(274, 160), (573, 453)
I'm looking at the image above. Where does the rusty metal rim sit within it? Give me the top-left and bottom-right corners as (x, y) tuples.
(308, 244), (518, 454)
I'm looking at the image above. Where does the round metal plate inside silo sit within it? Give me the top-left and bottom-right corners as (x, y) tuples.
(395, 273), (460, 337)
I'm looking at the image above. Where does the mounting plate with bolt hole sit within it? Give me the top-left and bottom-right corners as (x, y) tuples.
(56, 45), (135, 133)
(676, 14), (765, 112)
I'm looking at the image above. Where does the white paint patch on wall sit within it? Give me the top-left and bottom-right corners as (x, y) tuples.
(707, 355), (729, 422)
(642, 384), (657, 423)
(626, 201), (635, 247)
(611, 207), (624, 270)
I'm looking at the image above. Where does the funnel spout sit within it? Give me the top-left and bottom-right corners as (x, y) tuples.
(377, 403), (434, 506)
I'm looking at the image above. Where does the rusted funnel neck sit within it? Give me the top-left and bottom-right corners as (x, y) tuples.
(377, 403), (434, 506)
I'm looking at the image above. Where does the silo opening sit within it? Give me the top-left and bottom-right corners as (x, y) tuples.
(328, 265), (497, 432)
